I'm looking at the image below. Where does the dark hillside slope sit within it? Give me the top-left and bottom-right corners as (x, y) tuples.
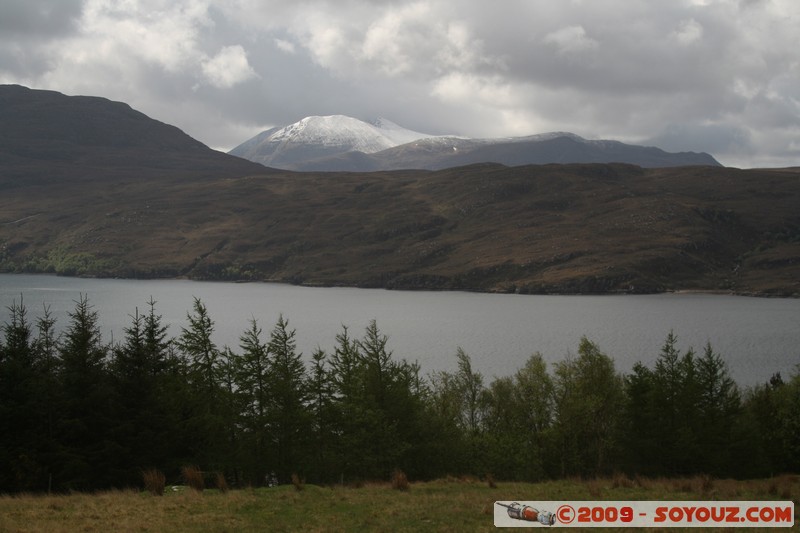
(2, 157), (798, 295)
(0, 84), (267, 180)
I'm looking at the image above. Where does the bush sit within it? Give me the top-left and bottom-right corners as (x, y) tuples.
(142, 469), (165, 496)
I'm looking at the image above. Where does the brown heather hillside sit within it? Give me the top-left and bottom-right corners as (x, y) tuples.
(2, 159), (799, 296)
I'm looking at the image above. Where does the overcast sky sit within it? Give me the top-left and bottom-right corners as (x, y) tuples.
(1, 0), (798, 168)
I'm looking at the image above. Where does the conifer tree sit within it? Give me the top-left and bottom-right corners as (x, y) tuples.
(178, 298), (221, 395)
(109, 300), (176, 485)
(56, 295), (116, 490)
(694, 342), (740, 474)
(233, 318), (272, 485)
(31, 305), (60, 492)
(0, 298), (40, 491)
(176, 297), (226, 471)
(266, 314), (309, 482)
(328, 325), (366, 481)
(623, 361), (658, 474)
(651, 332), (700, 474)
(306, 347), (336, 483)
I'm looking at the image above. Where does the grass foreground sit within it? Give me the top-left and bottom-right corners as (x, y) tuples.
(0, 475), (797, 532)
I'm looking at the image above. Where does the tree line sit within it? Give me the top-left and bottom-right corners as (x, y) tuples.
(0, 295), (798, 493)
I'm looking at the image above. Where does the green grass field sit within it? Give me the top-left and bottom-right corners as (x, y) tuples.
(0, 475), (796, 532)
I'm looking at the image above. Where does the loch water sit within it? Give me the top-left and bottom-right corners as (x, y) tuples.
(1, 273), (798, 386)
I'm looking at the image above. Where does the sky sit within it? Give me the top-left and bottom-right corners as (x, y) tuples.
(1, 0), (798, 168)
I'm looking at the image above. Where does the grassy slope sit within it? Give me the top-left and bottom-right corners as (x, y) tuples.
(0, 476), (796, 532)
(2, 162), (799, 296)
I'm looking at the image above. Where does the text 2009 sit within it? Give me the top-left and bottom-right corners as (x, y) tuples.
(579, 506), (633, 523)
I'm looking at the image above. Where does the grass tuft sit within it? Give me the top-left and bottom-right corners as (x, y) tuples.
(391, 469), (409, 491)
(181, 465), (205, 492)
(142, 468), (166, 496)
(215, 472), (229, 493)
(611, 473), (635, 489)
(699, 474), (715, 495)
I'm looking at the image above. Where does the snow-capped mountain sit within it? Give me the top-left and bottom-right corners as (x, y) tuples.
(228, 115), (437, 168)
(229, 116), (721, 171)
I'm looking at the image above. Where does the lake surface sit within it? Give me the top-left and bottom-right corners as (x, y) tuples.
(1, 273), (798, 387)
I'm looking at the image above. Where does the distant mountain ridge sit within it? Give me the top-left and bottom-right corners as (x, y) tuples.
(230, 115), (722, 171)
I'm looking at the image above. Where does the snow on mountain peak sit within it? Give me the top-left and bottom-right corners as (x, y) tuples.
(228, 115), (442, 167)
(258, 115), (438, 153)
(265, 115), (391, 153)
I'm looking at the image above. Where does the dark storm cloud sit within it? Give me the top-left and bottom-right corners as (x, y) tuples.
(0, 0), (84, 37)
(0, 0), (797, 167)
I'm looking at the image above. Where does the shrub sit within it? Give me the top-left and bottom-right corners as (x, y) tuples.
(182, 465), (205, 492)
(142, 469), (165, 496)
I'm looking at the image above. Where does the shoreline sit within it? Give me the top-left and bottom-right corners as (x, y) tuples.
(2, 269), (797, 299)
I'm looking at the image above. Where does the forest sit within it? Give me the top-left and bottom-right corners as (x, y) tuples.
(0, 295), (798, 493)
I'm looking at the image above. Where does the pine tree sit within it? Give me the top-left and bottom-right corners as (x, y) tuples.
(266, 315), (309, 483)
(0, 298), (39, 491)
(32, 305), (60, 492)
(306, 347), (337, 483)
(176, 297), (226, 471)
(328, 325), (366, 481)
(56, 295), (116, 490)
(623, 361), (658, 474)
(178, 298), (221, 395)
(110, 299), (176, 486)
(233, 318), (272, 485)
(694, 342), (740, 475)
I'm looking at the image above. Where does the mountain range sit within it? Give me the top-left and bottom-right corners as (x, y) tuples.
(229, 115), (721, 171)
(1, 84), (798, 296)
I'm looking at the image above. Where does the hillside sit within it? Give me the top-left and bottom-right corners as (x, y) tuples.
(230, 115), (721, 171)
(2, 161), (799, 295)
(0, 84), (268, 181)
(1, 85), (798, 296)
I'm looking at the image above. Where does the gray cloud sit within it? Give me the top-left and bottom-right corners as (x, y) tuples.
(0, 0), (84, 37)
(0, 0), (798, 167)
